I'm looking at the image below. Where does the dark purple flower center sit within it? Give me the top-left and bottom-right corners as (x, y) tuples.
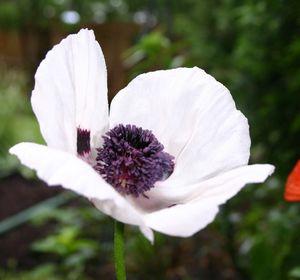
(95, 124), (174, 197)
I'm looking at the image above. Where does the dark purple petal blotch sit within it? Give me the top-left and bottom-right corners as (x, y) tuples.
(77, 128), (90, 156)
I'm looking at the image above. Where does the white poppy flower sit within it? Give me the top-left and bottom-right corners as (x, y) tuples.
(9, 29), (274, 242)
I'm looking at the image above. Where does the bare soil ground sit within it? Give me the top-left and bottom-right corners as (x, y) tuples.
(0, 174), (60, 266)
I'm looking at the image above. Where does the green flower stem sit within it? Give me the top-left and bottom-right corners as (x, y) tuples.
(114, 220), (126, 280)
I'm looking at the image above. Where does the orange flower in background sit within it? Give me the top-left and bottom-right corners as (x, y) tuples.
(284, 160), (300, 202)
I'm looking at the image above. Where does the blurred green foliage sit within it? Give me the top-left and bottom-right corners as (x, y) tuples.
(0, 203), (176, 279)
(0, 0), (130, 29)
(0, 69), (43, 178)
(0, 0), (299, 279)
(124, 31), (186, 78)
(30, 206), (105, 279)
(0, 264), (62, 280)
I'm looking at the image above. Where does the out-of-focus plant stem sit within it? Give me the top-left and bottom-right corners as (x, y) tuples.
(114, 221), (126, 280)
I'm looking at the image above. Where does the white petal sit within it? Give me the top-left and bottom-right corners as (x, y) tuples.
(144, 164), (274, 237)
(145, 198), (219, 237)
(9, 142), (153, 241)
(32, 29), (108, 154)
(110, 67), (250, 190)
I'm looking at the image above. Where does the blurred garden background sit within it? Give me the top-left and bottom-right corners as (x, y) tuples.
(0, 0), (299, 279)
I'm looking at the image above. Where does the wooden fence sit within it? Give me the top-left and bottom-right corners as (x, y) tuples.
(0, 22), (140, 100)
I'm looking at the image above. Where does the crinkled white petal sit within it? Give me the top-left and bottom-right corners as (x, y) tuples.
(32, 29), (108, 154)
(144, 164), (274, 237)
(110, 67), (250, 193)
(9, 142), (153, 242)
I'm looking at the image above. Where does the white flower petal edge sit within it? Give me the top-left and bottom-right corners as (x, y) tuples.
(110, 67), (250, 192)
(32, 29), (108, 154)
(144, 164), (274, 237)
(9, 143), (154, 242)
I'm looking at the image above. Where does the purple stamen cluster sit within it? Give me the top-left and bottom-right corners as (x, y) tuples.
(95, 124), (174, 197)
